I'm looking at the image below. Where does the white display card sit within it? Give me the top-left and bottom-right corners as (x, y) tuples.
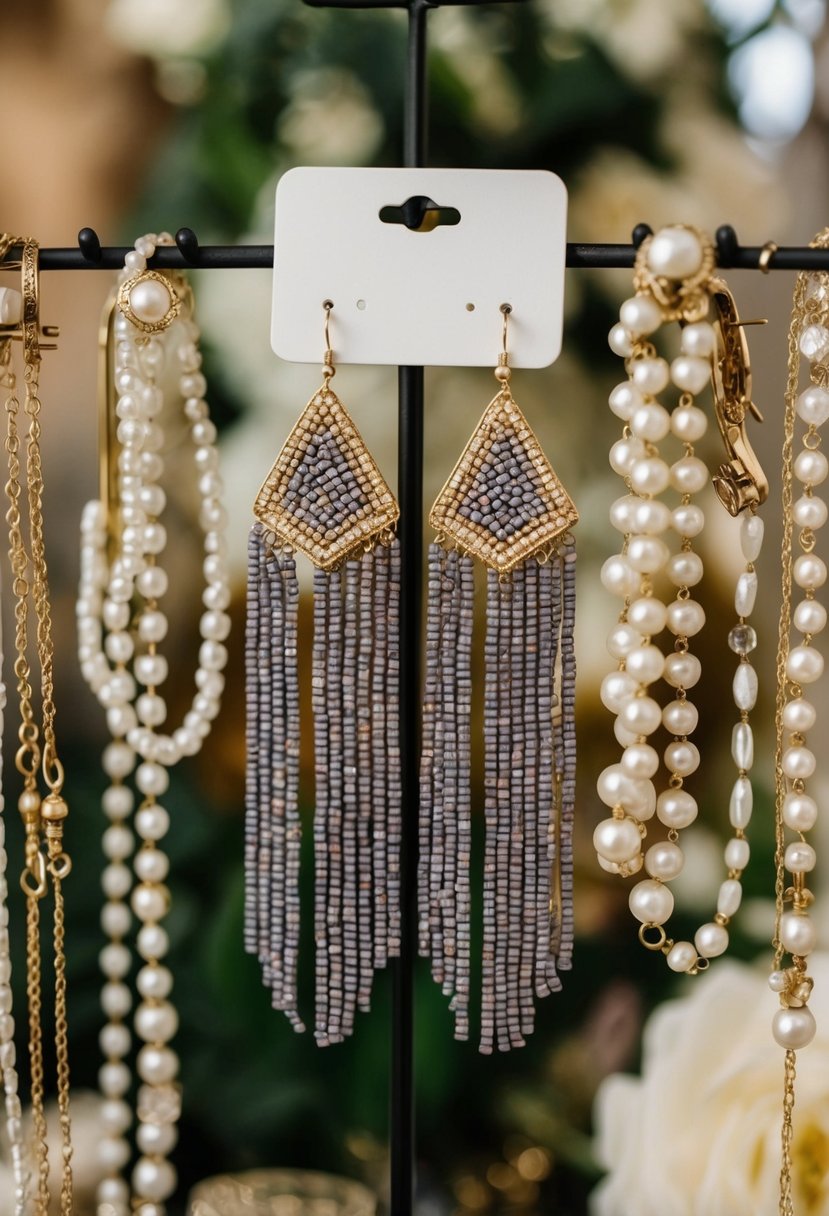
(272, 167), (568, 368)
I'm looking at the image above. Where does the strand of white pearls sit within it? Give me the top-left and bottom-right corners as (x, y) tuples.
(768, 280), (829, 1051)
(78, 232), (229, 1216)
(595, 225), (759, 973)
(0, 611), (30, 1214)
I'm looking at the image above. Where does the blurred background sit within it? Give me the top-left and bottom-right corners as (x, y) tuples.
(1, 0), (829, 1213)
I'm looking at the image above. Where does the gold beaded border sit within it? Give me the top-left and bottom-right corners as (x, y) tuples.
(254, 385), (399, 571)
(117, 270), (183, 335)
(430, 388), (578, 573)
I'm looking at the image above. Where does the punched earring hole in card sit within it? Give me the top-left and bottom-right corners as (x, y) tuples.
(272, 167), (567, 367)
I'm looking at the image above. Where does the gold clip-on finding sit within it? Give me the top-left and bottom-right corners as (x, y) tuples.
(0, 239), (60, 351)
(709, 279), (768, 516)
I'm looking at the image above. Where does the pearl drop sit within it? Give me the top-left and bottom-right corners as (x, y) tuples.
(796, 384), (829, 426)
(606, 623), (642, 660)
(620, 294), (663, 335)
(632, 357), (670, 395)
(799, 323), (829, 361)
(735, 571), (758, 617)
(132, 1157), (177, 1203)
(794, 599), (827, 635)
(717, 878), (742, 918)
(135, 1000), (179, 1044)
(646, 226), (704, 279)
(609, 495), (638, 533)
(672, 503), (705, 538)
(680, 320), (716, 358)
(671, 355), (711, 395)
(620, 696), (662, 736)
(724, 836), (750, 871)
(620, 743), (659, 779)
(135, 804), (170, 842)
(782, 745), (816, 781)
(785, 842), (816, 873)
(729, 776), (753, 829)
(608, 323), (633, 357)
(630, 402), (671, 442)
(629, 879), (674, 925)
(657, 789), (698, 829)
(593, 817), (642, 864)
(666, 599), (705, 637)
(731, 722), (754, 770)
(629, 457), (671, 497)
(667, 551), (703, 587)
(740, 514), (764, 562)
(663, 651), (702, 689)
(733, 663), (758, 710)
(136, 1121), (178, 1157)
(783, 793), (818, 832)
(645, 841), (684, 881)
(664, 739), (700, 776)
(624, 645), (664, 684)
(607, 379), (641, 418)
(695, 922), (729, 958)
(670, 456), (708, 495)
(780, 911), (817, 955)
(630, 498), (672, 535)
(793, 494), (828, 530)
(666, 940), (698, 972)
(773, 1006), (816, 1050)
(627, 597), (667, 635)
(662, 699), (698, 735)
(794, 554), (827, 590)
(786, 645), (824, 684)
(794, 448), (829, 486)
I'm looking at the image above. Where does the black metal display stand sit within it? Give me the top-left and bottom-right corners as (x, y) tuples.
(7, 2), (829, 1212)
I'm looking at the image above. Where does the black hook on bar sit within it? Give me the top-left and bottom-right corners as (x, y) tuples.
(715, 224), (739, 268)
(78, 227), (103, 264)
(631, 223), (653, 250)
(175, 227), (200, 265)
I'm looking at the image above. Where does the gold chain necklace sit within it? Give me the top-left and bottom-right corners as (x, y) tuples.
(2, 235), (74, 1216)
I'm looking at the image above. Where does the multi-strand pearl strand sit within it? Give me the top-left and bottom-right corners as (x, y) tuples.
(77, 232), (230, 1216)
(0, 595), (29, 1214)
(769, 269), (829, 1057)
(594, 225), (761, 973)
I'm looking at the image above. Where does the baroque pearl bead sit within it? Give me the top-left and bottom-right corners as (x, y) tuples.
(671, 355), (711, 395)
(645, 841), (684, 880)
(136, 1121), (178, 1156)
(132, 1157), (177, 1203)
(624, 645), (664, 684)
(137, 1045), (178, 1085)
(782, 746), (816, 781)
(627, 535), (670, 575)
(672, 504), (705, 538)
(608, 323), (633, 357)
(793, 493), (828, 530)
(630, 402), (671, 442)
(695, 922), (729, 958)
(733, 664), (758, 710)
(607, 623), (642, 660)
(740, 514), (764, 561)
(793, 599), (827, 635)
(731, 722), (754, 770)
(657, 789), (698, 829)
(629, 879), (674, 925)
(773, 1006), (816, 1049)
(799, 323), (829, 361)
(620, 696), (662, 736)
(735, 571), (758, 617)
(794, 554), (827, 589)
(667, 551), (703, 587)
(670, 403), (708, 442)
(619, 294), (663, 335)
(630, 499), (672, 535)
(796, 384), (829, 425)
(663, 651), (702, 688)
(629, 457), (671, 496)
(680, 320), (716, 358)
(593, 817), (642, 864)
(783, 793), (818, 832)
(729, 776), (753, 828)
(780, 912), (817, 956)
(600, 671), (637, 713)
(663, 699), (698, 735)
(664, 739), (700, 776)
(627, 597), (667, 635)
(785, 842), (816, 873)
(794, 448), (828, 485)
(782, 697), (816, 733)
(666, 599), (705, 637)
(725, 836), (750, 871)
(620, 743), (659, 779)
(717, 878), (742, 918)
(666, 940), (698, 972)
(632, 357), (670, 395)
(786, 645), (824, 684)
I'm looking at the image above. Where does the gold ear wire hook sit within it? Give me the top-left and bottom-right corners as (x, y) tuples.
(98, 290), (120, 545)
(495, 303), (513, 384)
(322, 299), (335, 379)
(710, 279), (768, 515)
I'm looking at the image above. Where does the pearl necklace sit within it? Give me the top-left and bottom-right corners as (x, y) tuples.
(768, 244), (829, 1214)
(595, 225), (766, 974)
(77, 232), (230, 1216)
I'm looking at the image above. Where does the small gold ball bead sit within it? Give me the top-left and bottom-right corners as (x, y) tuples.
(18, 789), (41, 816)
(494, 365), (511, 382)
(41, 794), (69, 822)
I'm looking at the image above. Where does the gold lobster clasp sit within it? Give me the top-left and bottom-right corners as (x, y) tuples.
(709, 278), (768, 516)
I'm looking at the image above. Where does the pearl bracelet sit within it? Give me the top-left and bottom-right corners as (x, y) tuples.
(595, 224), (767, 974)
(78, 233), (230, 1216)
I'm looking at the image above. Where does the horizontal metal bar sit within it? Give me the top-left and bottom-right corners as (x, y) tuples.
(303, 0), (528, 9)
(6, 242), (829, 272)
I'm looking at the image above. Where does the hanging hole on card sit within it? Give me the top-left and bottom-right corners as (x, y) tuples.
(378, 196), (461, 233)
(356, 299), (366, 311)
(465, 303), (475, 312)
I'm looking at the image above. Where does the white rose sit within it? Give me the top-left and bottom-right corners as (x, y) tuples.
(591, 954), (829, 1216)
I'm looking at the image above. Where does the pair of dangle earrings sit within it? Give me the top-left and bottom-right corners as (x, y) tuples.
(246, 301), (578, 1052)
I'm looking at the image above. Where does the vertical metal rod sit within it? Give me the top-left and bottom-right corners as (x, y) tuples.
(390, 2), (430, 1212)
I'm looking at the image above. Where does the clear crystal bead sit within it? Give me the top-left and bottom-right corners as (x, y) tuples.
(799, 323), (829, 361)
(728, 623), (757, 655)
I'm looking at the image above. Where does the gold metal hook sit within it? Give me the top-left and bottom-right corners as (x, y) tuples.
(758, 241), (778, 273)
(500, 302), (512, 358)
(322, 299), (336, 379)
(0, 236), (60, 352)
(709, 278), (768, 515)
(98, 290), (120, 543)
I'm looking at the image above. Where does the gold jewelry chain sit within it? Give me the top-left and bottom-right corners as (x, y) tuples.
(2, 236), (74, 1215)
(773, 228), (829, 1216)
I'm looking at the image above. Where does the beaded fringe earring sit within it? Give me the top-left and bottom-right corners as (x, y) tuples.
(419, 305), (578, 1053)
(246, 301), (401, 1045)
